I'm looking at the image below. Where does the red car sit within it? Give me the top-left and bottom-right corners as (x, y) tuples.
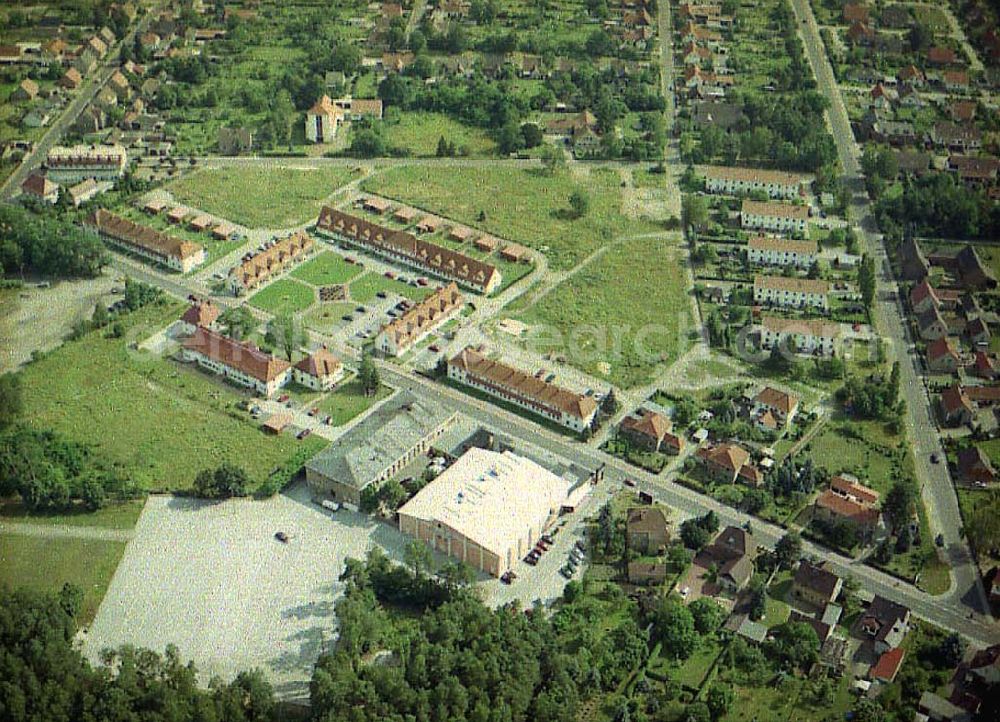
(308, 407), (319, 416)
(624, 478), (637, 488)
(297, 429), (311, 440)
(278, 394), (290, 403)
(429, 344), (440, 353)
(417, 277), (428, 286)
(384, 271), (395, 279)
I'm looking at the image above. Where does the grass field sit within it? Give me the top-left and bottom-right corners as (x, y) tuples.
(348, 272), (433, 303)
(0, 499), (145, 529)
(18, 303), (325, 491)
(303, 302), (358, 334)
(316, 378), (392, 426)
(377, 112), (497, 157)
(248, 278), (316, 315)
(362, 166), (663, 270)
(510, 233), (692, 388)
(291, 251), (363, 286)
(0, 534), (126, 623)
(167, 165), (360, 228)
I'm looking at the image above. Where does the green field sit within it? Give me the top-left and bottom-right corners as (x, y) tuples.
(348, 272), (433, 303)
(362, 166), (663, 270)
(167, 165), (360, 228)
(0, 499), (145, 530)
(18, 303), (325, 491)
(0, 534), (126, 624)
(511, 233), (692, 388)
(303, 302), (358, 334)
(317, 378), (392, 426)
(376, 112), (498, 157)
(291, 251), (364, 286)
(248, 278), (316, 315)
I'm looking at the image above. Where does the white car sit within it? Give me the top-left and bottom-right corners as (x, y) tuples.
(679, 586), (690, 599)
(320, 499), (340, 512)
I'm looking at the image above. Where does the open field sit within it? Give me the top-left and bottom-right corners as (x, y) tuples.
(0, 499), (145, 529)
(18, 303), (325, 491)
(0, 534), (126, 624)
(316, 378), (392, 426)
(362, 166), (664, 271)
(291, 251), (363, 287)
(510, 233), (692, 388)
(374, 112), (497, 157)
(348, 272), (433, 303)
(249, 278), (317, 316)
(167, 166), (360, 228)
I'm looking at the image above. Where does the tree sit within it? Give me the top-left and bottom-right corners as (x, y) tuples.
(747, 577), (767, 621)
(884, 480), (916, 533)
(520, 122), (543, 148)
(563, 579), (583, 603)
(655, 596), (698, 660)
(359, 353), (380, 396)
(775, 532), (803, 569)
(853, 697), (885, 722)
(690, 598), (725, 635)
(680, 518), (711, 550)
(768, 621), (819, 671)
(265, 314), (299, 361)
(705, 685), (733, 721)
(539, 143), (565, 175)
(377, 478), (407, 510)
(0, 373), (22, 430)
(858, 253), (877, 313)
(682, 194), (709, 232)
(219, 306), (257, 340)
(193, 463), (252, 498)
(404, 539), (434, 580)
(497, 121), (525, 155)
(568, 190), (590, 218)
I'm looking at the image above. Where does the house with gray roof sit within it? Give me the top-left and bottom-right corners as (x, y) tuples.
(305, 392), (457, 507)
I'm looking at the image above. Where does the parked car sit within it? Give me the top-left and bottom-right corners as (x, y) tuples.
(278, 394), (290, 403)
(930, 453), (940, 464)
(524, 554), (538, 566)
(416, 277), (428, 287)
(500, 571), (514, 585)
(308, 407), (319, 416)
(376, 290), (388, 298)
(274, 532), (289, 543)
(623, 478), (636, 488)
(320, 500), (340, 512)
(297, 428), (311, 439)
(324, 415), (333, 425)
(428, 344), (440, 353)
(560, 566), (573, 579)
(355, 306), (365, 313)
(341, 314), (353, 322)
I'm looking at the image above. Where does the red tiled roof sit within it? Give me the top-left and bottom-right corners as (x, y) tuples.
(753, 386), (800, 415)
(181, 300), (220, 327)
(86, 209), (203, 261)
(294, 346), (342, 378)
(621, 410), (671, 443)
(815, 489), (878, 524)
(379, 283), (463, 351)
(183, 326), (290, 383)
(871, 647), (905, 682)
(830, 475), (880, 505)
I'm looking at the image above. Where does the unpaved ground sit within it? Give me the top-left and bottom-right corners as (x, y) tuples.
(0, 272), (118, 372)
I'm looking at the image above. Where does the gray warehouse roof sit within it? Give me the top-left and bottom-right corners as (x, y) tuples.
(305, 391), (456, 491)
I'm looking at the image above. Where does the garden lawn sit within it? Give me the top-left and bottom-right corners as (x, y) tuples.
(0, 499), (145, 530)
(167, 165), (360, 228)
(0, 534), (126, 624)
(512, 233), (692, 388)
(18, 303), (325, 491)
(248, 278), (316, 316)
(348, 272), (433, 303)
(362, 166), (663, 270)
(376, 112), (497, 157)
(316, 378), (391, 426)
(291, 251), (363, 286)
(303, 302), (358, 334)
(669, 635), (723, 690)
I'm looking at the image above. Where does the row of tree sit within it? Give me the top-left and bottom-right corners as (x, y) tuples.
(0, 204), (107, 279)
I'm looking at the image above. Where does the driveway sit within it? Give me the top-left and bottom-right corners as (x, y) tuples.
(83, 483), (412, 701)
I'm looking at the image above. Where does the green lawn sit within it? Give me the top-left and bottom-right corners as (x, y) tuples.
(376, 111), (497, 157)
(18, 303), (325, 491)
(348, 272), (433, 303)
(248, 278), (316, 315)
(167, 165), (360, 228)
(0, 499), (145, 530)
(291, 251), (363, 287)
(303, 302), (359, 334)
(316, 378), (391, 426)
(669, 635), (723, 690)
(511, 233), (692, 388)
(362, 166), (663, 271)
(0, 534), (126, 624)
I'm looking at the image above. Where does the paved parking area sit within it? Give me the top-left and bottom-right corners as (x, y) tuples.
(83, 483), (411, 701)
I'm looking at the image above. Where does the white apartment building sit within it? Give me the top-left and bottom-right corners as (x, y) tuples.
(746, 236), (818, 268)
(759, 316), (841, 357)
(702, 165), (808, 199)
(741, 199), (809, 235)
(753, 275), (830, 311)
(45, 144), (127, 184)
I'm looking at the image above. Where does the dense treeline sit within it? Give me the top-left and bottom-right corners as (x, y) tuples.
(0, 205), (107, 279)
(873, 173), (1000, 242)
(0, 586), (278, 722)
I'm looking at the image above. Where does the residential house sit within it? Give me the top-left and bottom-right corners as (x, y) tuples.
(927, 337), (961, 373)
(753, 275), (829, 311)
(956, 446), (996, 484)
(869, 83), (897, 110)
(859, 595), (910, 654)
(74, 106), (107, 135)
(746, 236), (818, 268)
(843, 3), (869, 23)
(894, 150), (931, 178)
(179, 299), (220, 335)
(943, 70), (971, 93)
(846, 21), (876, 46)
(67, 178), (104, 206)
(85, 209), (205, 273)
(181, 327), (291, 398)
(814, 475), (882, 544)
(60, 67), (83, 90)
(928, 46), (958, 66)
(305, 95), (343, 143)
(108, 70), (131, 101)
(447, 347), (598, 432)
(228, 231), (314, 295)
(910, 279), (942, 314)
(698, 526), (756, 593)
(793, 560), (843, 608)
(972, 352), (998, 381)
(898, 64), (925, 86)
(292, 346), (344, 391)
(619, 410), (684, 455)
(881, 5), (912, 29)
(696, 442), (751, 484)
(374, 282), (464, 357)
(948, 155), (1000, 187)
(45, 144), (127, 184)
(916, 305), (949, 341)
(940, 384), (975, 426)
(931, 122), (982, 153)
(11, 79), (39, 102)
(966, 317), (990, 348)
(918, 691), (972, 722)
(316, 207), (502, 293)
(740, 199), (809, 234)
(626, 506), (670, 555)
(870, 647), (906, 684)
(898, 236), (929, 282)
(500, 243), (530, 263)
(20, 173), (58, 204)
(702, 165), (808, 200)
(691, 101), (745, 132)
(751, 386), (800, 429)
(759, 316), (841, 357)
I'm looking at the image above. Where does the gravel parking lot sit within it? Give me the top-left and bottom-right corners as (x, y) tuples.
(84, 483), (410, 700)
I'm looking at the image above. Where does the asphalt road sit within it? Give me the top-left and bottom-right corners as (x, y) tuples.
(788, 0), (990, 618)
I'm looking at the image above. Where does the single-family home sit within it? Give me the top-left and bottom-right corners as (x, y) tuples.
(696, 442), (751, 484)
(305, 95), (343, 143)
(292, 346), (344, 391)
(20, 173), (58, 204)
(620, 409), (684, 455)
(697, 526), (756, 593)
(927, 337), (960, 373)
(793, 560), (843, 608)
(626, 506), (670, 555)
(956, 446), (996, 485)
(751, 386), (800, 428)
(859, 595), (910, 654)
